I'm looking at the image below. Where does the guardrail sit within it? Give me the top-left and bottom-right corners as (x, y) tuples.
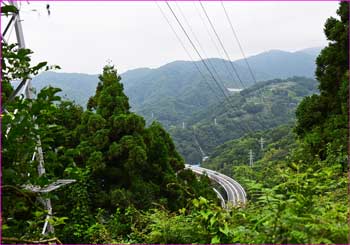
(185, 164), (246, 207)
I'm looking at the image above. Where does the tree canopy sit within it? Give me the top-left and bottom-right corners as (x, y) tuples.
(295, 1), (348, 162)
(2, 2), (348, 243)
(2, 43), (217, 243)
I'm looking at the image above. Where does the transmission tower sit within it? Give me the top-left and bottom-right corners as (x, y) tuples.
(260, 137), (264, 150)
(249, 149), (253, 167)
(6, 1), (75, 235)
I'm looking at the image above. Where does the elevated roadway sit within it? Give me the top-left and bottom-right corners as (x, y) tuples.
(185, 164), (246, 208)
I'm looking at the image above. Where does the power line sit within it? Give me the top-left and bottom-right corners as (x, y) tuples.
(161, 3), (262, 156)
(165, 4), (270, 162)
(156, 2), (195, 67)
(193, 2), (262, 132)
(193, 1), (238, 88)
(199, 2), (247, 89)
(221, 1), (267, 103)
(174, 1), (226, 91)
(220, 1), (267, 130)
(156, 2), (220, 98)
(221, 1), (258, 85)
(164, 2), (264, 134)
(166, 2), (256, 134)
(166, 1), (229, 100)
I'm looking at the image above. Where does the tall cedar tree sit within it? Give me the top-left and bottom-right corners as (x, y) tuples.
(75, 65), (215, 211)
(295, 2), (349, 162)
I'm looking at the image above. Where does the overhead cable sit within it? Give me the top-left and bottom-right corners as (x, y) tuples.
(166, 1), (229, 100)
(221, 1), (257, 84)
(156, 2), (220, 97)
(200, 2), (247, 89)
(194, 1), (238, 88)
(174, 1), (226, 88)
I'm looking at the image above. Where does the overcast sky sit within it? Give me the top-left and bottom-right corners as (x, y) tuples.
(3, 1), (339, 74)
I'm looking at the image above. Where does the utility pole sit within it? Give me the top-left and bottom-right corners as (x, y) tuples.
(260, 137), (264, 150)
(249, 149), (253, 167)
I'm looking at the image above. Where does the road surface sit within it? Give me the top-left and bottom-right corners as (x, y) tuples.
(185, 164), (246, 207)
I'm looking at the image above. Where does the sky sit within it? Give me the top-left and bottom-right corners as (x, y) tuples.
(2, 1), (339, 74)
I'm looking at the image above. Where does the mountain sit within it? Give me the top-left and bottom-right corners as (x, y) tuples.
(234, 49), (319, 80)
(168, 76), (319, 164)
(28, 71), (99, 106)
(29, 47), (321, 126)
(295, 47), (323, 56)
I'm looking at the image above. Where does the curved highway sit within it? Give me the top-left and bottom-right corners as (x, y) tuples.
(185, 164), (246, 207)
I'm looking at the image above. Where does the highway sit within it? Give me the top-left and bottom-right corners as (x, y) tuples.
(185, 164), (246, 207)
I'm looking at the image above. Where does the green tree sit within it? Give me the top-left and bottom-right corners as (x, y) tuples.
(71, 65), (217, 214)
(1, 38), (73, 241)
(295, 2), (348, 161)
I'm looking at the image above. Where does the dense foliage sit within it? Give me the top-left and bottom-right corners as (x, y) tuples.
(2, 43), (216, 242)
(116, 143), (347, 244)
(202, 124), (295, 175)
(2, 2), (348, 244)
(115, 3), (348, 243)
(295, 2), (348, 164)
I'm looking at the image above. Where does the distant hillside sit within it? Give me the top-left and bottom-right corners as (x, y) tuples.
(29, 72), (99, 106)
(168, 76), (319, 164)
(29, 47), (321, 125)
(295, 47), (323, 56)
(234, 48), (320, 80)
(201, 124), (296, 176)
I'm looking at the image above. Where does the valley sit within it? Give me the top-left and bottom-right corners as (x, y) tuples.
(2, 1), (348, 244)
(28, 48), (321, 166)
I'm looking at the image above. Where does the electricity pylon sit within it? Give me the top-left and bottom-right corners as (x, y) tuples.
(7, 1), (75, 235)
(260, 137), (264, 150)
(249, 149), (253, 167)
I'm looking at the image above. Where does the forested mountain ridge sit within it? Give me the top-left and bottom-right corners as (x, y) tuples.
(2, 1), (348, 244)
(169, 76), (318, 164)
(29, 47), (321, 127)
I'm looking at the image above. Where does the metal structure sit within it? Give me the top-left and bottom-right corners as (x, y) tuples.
(4, 1), (76, 235)
(249, 149), (253, 167)
(260, 137), (264, 150)
(23, 179), (76, 194)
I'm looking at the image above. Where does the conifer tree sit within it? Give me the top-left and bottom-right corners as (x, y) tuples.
(295, 1), (349, 162)
(75, 65), (215, 211)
